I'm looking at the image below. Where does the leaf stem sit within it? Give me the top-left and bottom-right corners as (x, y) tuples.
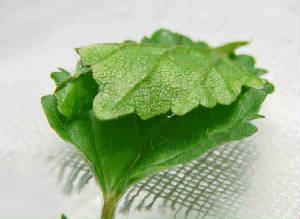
(101, 195), (120, 219)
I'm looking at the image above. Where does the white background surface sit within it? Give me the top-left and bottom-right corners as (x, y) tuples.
(0, 0), (299, 218)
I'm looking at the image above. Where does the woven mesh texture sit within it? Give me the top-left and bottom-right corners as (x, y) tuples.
(0, 0), (299, 218)
(49, 140), (256, 218)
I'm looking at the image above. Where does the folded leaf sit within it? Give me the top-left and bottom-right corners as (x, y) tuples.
(77, 43), (263, 120)
(42, 82), (272, 197)
(55, 71), (98, 119)
(41, 28), (274, 219)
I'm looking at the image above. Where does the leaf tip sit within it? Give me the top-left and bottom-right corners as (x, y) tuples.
(263, 80), (275, 94)
(217, 41), (250, 54)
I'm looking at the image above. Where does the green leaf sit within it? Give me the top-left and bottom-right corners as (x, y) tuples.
(141, 29), (210, 49)
(54, 70), (98, 119)
(51, 68), (71, 85)
(232, 54), (268, 76)
(216, 41), (249, 54)
(77, 43), (263, 120)
(42, 82), (272, 197)
(41, 95), (70, 142)
(61, 214), (68, 219)
(42, 28), (274, 218)
(230, 122), (258, 140)
(263, 80), (275, 94)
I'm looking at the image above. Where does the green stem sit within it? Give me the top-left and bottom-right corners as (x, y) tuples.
(101, 195), (120, 219)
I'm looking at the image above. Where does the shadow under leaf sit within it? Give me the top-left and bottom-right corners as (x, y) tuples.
(47, 140), (257, 218)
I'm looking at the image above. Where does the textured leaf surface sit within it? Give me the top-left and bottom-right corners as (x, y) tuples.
(77, 39), (263, 121)
(42, 82), (273, 196)
(42, 29), (274, 206)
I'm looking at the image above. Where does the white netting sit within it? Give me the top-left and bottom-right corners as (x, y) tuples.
(49, 140), (257, 218)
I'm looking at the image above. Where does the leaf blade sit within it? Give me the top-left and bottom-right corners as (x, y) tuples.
(77, 43), (264, 120)
(54, 70), (98, 119)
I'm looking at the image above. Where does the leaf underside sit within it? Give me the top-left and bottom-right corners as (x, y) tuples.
(41, 28), (273, 198)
